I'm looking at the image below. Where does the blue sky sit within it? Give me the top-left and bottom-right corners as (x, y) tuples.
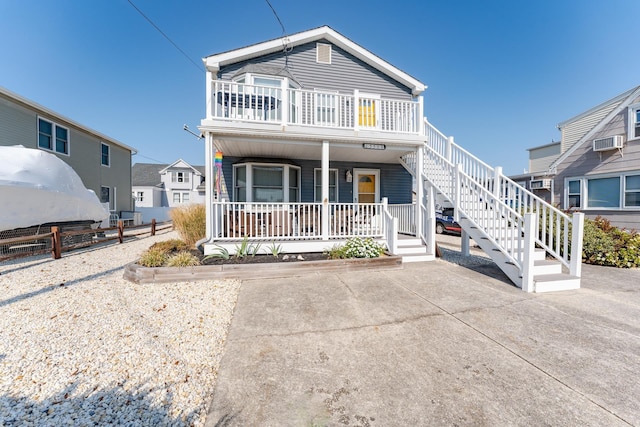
(1, 0), (638, 175)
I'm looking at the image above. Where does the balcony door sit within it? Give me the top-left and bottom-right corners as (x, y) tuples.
(353, 169), (379, 203)
(358, 94), (380, 128)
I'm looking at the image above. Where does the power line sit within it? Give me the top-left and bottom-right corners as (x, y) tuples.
(265, 0), (286, 36)
(126, 0), (203, 73)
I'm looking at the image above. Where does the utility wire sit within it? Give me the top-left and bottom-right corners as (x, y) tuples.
(265, 0), (286, 36)
(126, 0), (203, 73)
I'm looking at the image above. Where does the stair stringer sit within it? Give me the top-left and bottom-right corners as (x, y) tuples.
(457, 216), (523, 288)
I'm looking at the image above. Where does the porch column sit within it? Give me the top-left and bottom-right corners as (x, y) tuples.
(416, 145), (424, 239)
(426, 183), (436, 256)
(204, 133), (214, 241)
(205, 71), (213, 118)
(321, 140), (330, 240)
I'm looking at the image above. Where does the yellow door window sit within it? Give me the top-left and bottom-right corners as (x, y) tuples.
(358, 175), (375, 203)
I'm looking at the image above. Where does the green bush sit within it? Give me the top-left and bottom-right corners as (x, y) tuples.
(170, 204), (206, 247)
(149, 239), (189, 253)
(165, 251), (201, 267)
(138, 248), (169, 267)
(325, 237), (385, 259)
(582, 216), (640, 268)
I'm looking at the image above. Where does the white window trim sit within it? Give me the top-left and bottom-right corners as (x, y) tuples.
(38, 116), (70, 156)
(629, 102), (640, 141)
(232, 162), (301, 203)
(101, 142), (110, 167)
(564, 171), (640, 210)
(314, 168), (338, 202)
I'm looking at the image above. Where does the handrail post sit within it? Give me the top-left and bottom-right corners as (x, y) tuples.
(570, 212), (584, 277)
(446, 136), (453, 163)
(353, 89), (359, 132)
(454, 164), (462, 222)
(493, 166), (503, 200)
(426, 184), (436, 256)
(51, 226), (61, 260)
(280, 80), (288, 127)
(522, 213), (537, 292)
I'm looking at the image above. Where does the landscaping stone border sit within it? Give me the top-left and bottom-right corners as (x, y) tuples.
(123, 255), (403, 284)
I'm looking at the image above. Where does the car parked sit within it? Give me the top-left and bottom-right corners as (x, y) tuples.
(435, 207), (461, 235)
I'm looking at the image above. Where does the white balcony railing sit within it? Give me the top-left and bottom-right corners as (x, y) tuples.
(208, 81), (422, 135)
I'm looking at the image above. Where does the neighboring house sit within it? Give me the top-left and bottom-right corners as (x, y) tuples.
(520, 85), (640, 230)
(198, 26), (585, 293)
(132, 159), (205, 208)
(0, 86), (136, 215)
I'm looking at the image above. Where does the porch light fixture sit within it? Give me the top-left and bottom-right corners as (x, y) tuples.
(362, 143), (385, 150)
(346, 170), (352, 182)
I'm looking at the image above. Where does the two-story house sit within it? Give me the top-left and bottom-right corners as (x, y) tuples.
(0, 86), (136, 215)
(132, 159), (205, 208)
(198, 26), (585, 293)
(522, 85), (640, 230)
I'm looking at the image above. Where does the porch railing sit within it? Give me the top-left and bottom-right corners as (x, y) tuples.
(212, 202), (385, 241)
(209, 81), (422, 134)
(386, 203), (415, 235)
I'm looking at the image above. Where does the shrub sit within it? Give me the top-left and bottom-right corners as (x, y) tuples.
(149, 239), (189, 253)
(138, 248), (168, 267)
(170, 204), (206, 247)
(325, 237), (385, 259)
(165, 251), (201, 267)
(582, 216), (640, 268)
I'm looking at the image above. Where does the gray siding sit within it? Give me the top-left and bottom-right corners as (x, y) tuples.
(560, 99), (622, 152)
(221, 157), (412, 204)
(528, 143), (561, 173)
(218, 40), (413, 100)
(0, 91), (133, 213)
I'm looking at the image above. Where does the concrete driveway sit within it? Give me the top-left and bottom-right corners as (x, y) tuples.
(205, 248), (640, 426)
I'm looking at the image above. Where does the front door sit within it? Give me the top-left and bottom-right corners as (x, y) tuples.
(353, 169), (380, 203)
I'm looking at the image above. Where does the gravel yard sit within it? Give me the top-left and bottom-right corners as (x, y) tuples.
(0, 230), (240, 426)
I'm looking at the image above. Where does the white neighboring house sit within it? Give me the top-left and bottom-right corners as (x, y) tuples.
(132, 159), (205, 210)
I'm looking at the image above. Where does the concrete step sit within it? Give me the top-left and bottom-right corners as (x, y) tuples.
(397, 237), (423, 247)
(402, 254), (436, 263)
(533, 273), (580, 292)
(395, 245), (426, 255)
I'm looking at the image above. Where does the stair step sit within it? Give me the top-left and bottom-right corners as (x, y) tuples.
(533, 259), (562, 275)
(397, 238), (422, 247)
(402, 254), (435, 263)
(533, 273), (580, 292)
(395, 245), (426, 255)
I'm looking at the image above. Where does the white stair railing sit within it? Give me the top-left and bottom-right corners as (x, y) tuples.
(422, 118), (583, 275)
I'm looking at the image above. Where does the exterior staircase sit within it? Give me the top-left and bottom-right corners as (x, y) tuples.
(399, 119), (585, 293)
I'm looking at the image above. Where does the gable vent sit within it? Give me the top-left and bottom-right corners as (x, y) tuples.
(593, 135), (624, 152)
(316, 43), (332, 64)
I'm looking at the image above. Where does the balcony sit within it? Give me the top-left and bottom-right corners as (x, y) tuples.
(206, 81), (423, 136)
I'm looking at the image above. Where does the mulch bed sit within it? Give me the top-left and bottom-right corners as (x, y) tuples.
(192, 250), (331, 266)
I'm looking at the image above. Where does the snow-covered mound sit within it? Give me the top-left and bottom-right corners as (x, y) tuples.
(0, 145), (109, 232)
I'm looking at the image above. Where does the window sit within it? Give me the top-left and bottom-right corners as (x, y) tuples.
(136, 191), (144, 202)
(587, 177), (620, 208)
(568, 180), (581, 208)
(629, 104), (640, 139)
(625, 175), (640, 207)
(172, 192), (191, 204)
(100, 186), (110, 204)
(38, 118), (52, 150)
(171, 171), (189, 183)
(233, 163), (300, 203)
(38, 118), (69, 154)
(566, 173), (640, 210)
(314, 169), (338, 202)
(315, 92), (337, 125)
(101, 143), (110, 166)
(253, 166), (283, 202)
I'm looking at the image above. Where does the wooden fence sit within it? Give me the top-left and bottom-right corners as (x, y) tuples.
(0, 219), (173, 262)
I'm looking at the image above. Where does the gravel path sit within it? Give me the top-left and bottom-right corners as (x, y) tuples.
(0, 230), (240, 426)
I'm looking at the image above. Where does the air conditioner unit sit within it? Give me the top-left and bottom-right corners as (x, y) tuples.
(593, 135), (624, 152)
(530, 179), (552, 190)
